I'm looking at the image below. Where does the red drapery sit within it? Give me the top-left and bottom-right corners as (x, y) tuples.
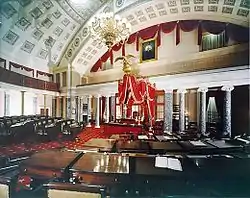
(118, 74), (156, 124)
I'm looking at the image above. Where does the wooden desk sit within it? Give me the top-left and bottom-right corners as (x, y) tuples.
(116, 140), (150, 153)
(79, 138), (116, 152)
(20, 150), (81, 179)
(70, 153), (129, 185)
(148, 142), (184, 154)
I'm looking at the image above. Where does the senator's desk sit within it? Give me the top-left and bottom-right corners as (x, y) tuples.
(18, 151), (250, 197)
(69, 153), (129, 186)
(19, 150), (81, 180)
(178, 140), (217, 154)
(103, 123), (143, 135)
(115, 140), (150, 153)
(205, 139), (244, 152)
(148, 142), (184, 154)
(77, 138), (116, 152)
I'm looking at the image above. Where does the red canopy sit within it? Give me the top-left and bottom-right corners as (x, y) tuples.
(118, 74), (156, 124)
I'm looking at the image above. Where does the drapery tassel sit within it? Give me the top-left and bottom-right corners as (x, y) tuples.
(136, 33), (139, 51)
(157, 25), (161, 47)
(176, 22), (180, 45)
(122, 43), (125, 56)
(110, 49), (113, 65)
(198, 21), (203, 45)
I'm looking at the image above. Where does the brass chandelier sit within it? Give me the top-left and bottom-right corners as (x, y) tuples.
(90, 12), (131, 49)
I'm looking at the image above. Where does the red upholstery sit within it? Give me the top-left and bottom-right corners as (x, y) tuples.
(0, 126), (108, 157)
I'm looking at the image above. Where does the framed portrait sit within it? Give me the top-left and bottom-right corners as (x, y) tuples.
(140, 38), (157, 63)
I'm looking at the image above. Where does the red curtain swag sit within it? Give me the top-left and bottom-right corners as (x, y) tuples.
(10, 62), (34, 76)
(36, 70), (53, 78)
(90, 20), (249, 72)
(136, 25), (160, 51)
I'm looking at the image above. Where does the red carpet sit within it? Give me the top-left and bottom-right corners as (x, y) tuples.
(0, 126), (108, 157)
(64, 125), (107, 149)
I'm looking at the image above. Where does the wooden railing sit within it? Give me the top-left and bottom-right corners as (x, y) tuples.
(0, 67), (59, 92)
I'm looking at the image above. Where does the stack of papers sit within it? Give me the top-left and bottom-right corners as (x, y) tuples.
(237, 138), (250, 144)
(138, 135), (148, 140)
(155, 156), (182, 171)
(190, 141), (207, 146)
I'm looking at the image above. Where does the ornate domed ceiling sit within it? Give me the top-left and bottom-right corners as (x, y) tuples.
(0, 0), (249, 73)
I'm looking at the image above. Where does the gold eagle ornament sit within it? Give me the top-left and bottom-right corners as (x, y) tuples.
(115, 54), (135, 74)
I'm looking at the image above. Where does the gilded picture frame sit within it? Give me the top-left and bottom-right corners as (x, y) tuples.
(140, 37), (158, 63)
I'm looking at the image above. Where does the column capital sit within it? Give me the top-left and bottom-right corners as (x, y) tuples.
(94, 94), (101, 98)
(177, 88), (187, 94)
(163, 88), (173, 93)
(221, 85), (234, 92)
(110, 92), (116, 97)
(198, 87), (208, 92)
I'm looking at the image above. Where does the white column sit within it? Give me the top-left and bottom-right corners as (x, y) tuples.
(105, 95), (110, 123)
(221, 85), (234, 137)
(177, 89), (187, 132)
(164, 88), (173, 133)
(87, 95), (92, 127)
(66, 62), (72, 119)
(95, 95), (100, 128)
(198, 87), (208, 136)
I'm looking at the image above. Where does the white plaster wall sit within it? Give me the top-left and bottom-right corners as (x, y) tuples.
(37, 94), (44, 114)
(160, 29), (199, 59)
(24, 92), (35, 115)
(9, 90), (21, 116)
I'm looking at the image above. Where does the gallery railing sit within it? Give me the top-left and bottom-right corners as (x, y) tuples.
(0, 67), (59, 92)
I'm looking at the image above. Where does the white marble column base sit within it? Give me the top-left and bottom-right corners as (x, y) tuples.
(95, 125), (100, 128)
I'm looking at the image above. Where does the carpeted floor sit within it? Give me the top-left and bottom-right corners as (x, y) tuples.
(0, 126), (107, 158)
